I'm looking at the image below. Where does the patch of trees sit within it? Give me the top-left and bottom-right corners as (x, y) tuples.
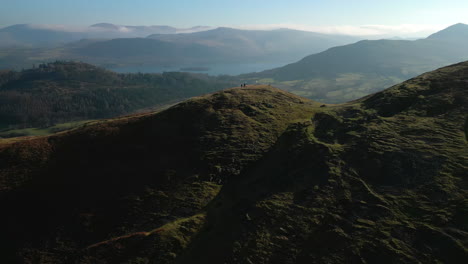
(0, 61), (235, 130)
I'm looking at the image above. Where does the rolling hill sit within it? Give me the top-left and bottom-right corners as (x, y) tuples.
(0, 61), (466, 263)
(242, 23), (468, 103)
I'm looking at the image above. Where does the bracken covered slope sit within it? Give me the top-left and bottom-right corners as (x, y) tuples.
(0, 62), (467, 263)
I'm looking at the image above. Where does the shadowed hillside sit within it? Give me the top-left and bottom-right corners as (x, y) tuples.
(0, 61), (467, 263)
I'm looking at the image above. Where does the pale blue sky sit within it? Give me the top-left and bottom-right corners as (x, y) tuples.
(1, 0), (468, 36)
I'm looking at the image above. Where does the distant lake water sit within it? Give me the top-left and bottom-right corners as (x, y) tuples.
(109, 62), (288, 76)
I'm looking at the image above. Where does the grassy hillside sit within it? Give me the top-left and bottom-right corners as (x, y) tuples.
(0, 85), (318, 263)
(241, 23), (468, 103)
(0, 61), (235, 131)
(0, 61), (467, 263)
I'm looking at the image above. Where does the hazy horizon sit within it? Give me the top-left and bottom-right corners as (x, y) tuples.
(2, 0), (468, 38)
(0, 22), (460, 39)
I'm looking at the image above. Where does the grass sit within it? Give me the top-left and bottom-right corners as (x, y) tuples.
(0, 120), (94, 138)
(177, 64), (468, 263)
(243, 73), (407, 103)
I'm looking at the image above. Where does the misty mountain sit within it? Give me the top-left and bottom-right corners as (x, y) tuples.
(0, 26), (361, 73)
(0, 23), (212, 47)
(147, 27), (360, 62)
(241, 23), (468, 103)
(0, 24), (82, 47)
(71, 38), (226, 63)
(60, 27), (360, 68)
(426, 23), (468, 42)
(0, 26), (360, 72)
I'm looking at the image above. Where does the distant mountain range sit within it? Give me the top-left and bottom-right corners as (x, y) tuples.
(0, 26), (360, 73)
(146, 27), (359, 61)
(0, 23), (212, 47)
(2, 23), (468, 103)
(241, 23), (468, 103)
(68, 27), (359, 67)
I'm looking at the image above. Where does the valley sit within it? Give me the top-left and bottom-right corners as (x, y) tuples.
(241, 23), (468, 103)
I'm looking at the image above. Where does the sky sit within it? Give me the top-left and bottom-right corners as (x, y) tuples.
(1, 0), (468, 37)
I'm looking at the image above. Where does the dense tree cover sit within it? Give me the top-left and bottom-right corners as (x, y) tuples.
(0, 61), (236, 130)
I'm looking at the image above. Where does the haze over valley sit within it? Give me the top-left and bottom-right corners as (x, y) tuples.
(0, 23), (361, 75)
(2, 21), (468, 104)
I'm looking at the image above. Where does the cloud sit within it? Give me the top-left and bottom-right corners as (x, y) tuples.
(27, 24), (89, 32)
(117, 26), (133, 33)
(229, 23), (450, 38)
(24, 23), (455, 39)
(26, 24), (134, 33)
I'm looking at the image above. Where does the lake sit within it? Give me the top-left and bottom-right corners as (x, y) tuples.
(109, 62), (289, 76)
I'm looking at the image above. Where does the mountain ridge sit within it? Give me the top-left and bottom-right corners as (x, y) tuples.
(427, 23), (468, 40)
(241, 23), (468, 103)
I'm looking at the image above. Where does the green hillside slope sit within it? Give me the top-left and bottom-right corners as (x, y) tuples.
(242, 23), (468, 103)
(0, 62), (467, 263)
